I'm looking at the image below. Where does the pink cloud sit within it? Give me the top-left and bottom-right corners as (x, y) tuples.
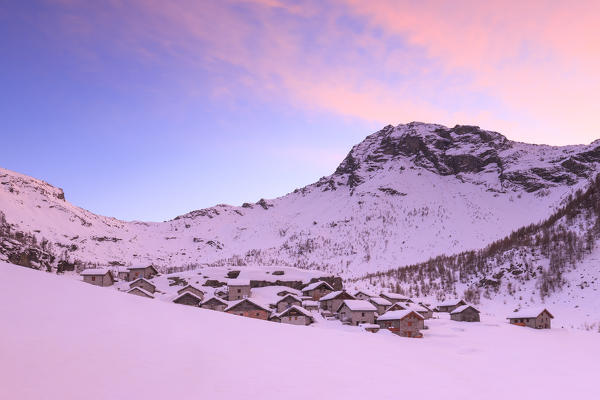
(47, 0), (600, 145)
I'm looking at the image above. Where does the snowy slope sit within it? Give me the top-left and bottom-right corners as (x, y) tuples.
(1, 122), (599, 277)
(1, 261), (599, 400)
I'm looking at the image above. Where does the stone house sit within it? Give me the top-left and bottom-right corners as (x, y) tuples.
(368, 297), (392, 315)
(507, 308), (553, 329)
(353, 290), (375, 301)
(228, 279), (251, 301)
(173, 291), (203, 307)
(276, 294), (302, 313)
(450, 305), (480, 322)
(337, 300), (377, 325)
(302, 300), (320, 312)
(435, 299), (467, 313)
(119, 265), (159, 282)
(225, 299), (271, 320)
(278, 305), (313, 326)
(81, 269), (114, 287)
(302, 281), (334, 300)
(377, 310), (425, 338)
(177, 285), (204, 300)
(269, 314), (281, 323)
(129, 278), (156, 294)
(380, 292), (413, 304)
(200, 296), (228, 312)
(319, 290), (355, 314)
(127, 287), (154, 299)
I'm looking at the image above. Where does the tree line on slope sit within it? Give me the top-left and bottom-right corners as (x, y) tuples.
(355, 174), (600, 302)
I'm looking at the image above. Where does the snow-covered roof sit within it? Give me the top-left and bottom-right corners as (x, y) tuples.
(201, 296), (228, 306)
(129, 278), (155, 288)
(173, 291), (202, 302)
(507, 307), (554, 319)
(302, 280), (334, 292)
(127, 265), (158, 272)
(338, 300), (377, 312)
(319, 290), (354, 301)
(409, 304), (431, 313)
(380, 292), (410, 300)
(224, 298), (270, 313)
(80, 268), (110, 276)
(354, 290), (375, 297)
(377, 310), (424, 321)
(276, 294), (302, 304)
(127, 287), (154, 298)
(177, 284), (204, 294)
(450, 305), (479, 314)
(277, 305), (313, 318)
(369, 297), (392, 306)
(437, 299), (465, 307)
(228, 279), (250, 286)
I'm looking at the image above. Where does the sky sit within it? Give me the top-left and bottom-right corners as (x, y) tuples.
(1, 0), (599, 221)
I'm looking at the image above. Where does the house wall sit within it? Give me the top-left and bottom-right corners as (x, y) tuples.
(338, 306), (375, 325)
(117, 272), (130, 282)
(228, 285), (251, 301)
(131, 280), (155, 294)
(83, 274), (113, 287)
(174, 293), (200, 306)
(305, 287), (332, 301)
(227, 308), (269, 320)
(321, 299), (344, 313)
(378, 315), (424, 337)
(201, 302), (226, 312)
(281, 315), (311, 325)
(451, 309), (480, 322)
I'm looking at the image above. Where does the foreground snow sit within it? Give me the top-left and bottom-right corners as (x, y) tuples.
(1, 263), (599, 400)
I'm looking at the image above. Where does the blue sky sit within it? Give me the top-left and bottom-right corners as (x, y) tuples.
(2, 0), (599, 221)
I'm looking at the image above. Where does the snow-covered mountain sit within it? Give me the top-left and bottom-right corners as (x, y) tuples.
(1, 122), (599, 277)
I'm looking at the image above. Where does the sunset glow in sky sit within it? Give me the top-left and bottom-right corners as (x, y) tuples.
(2, 1), (600, 221)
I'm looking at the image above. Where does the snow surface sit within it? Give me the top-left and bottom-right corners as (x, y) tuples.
(2, 262), (599, 400)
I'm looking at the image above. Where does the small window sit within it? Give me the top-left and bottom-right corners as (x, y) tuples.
(237, 289), (241, 293)
(91, 276), (95, 281)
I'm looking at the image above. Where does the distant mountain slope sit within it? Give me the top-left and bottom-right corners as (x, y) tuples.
(352, 174), (600, 329)
(1, 122), (599, 276)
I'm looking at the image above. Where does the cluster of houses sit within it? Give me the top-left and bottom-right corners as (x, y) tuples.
(79, 267), (554, 335)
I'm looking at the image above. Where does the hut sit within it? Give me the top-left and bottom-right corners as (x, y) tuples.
(177, 285), (205, 300)
(129, 278), (156, 294)
(450, 305), (480, 322)
(319, 290), (355, 314)
(269, 314), (282, 323)
(302, 281), (334, 300)
(368, 297), (392, 315)
(377, 310), (425, 338)
(173, 291), (202, 307)
(507, 308), (553, 329)
(435, 299), (467, 313)
(126, 265), (158, 281)
(228, 279), (251, 301)
(225, 299), (271, 320)
(80, 269), (114, 287)
(336, 300), (377, 326)
(200, 296), (228, 312)
(276, 294), (302, 313)
(127, 287), (154, 299)
(380, 292), (413, 304)
(278, 305), (314, 326)
(353, 290), (375, 301)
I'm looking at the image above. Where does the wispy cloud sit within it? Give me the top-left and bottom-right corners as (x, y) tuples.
(45, 0), (600, 144)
